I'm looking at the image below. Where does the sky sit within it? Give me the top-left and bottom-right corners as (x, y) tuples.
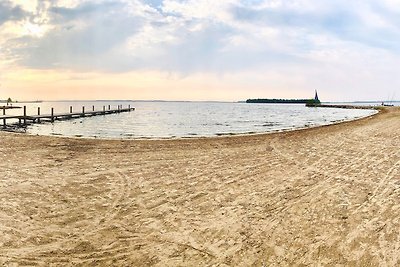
(0, 0), (399, 102)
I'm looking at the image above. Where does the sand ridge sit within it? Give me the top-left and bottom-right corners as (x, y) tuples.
(0, 107), (399, 266)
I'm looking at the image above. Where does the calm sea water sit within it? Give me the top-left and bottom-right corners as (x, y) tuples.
(4, 101), (378, 139)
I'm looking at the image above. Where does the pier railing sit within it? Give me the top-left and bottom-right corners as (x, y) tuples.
(0, 105), (135, 128)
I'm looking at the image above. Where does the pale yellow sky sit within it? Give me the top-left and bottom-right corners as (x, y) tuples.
(1, 68), (312, 101)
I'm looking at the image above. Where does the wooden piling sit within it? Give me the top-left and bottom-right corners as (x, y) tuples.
(2, 108), (5, 127)
(51, 108), (54, 122)
(70, 106), (73, 113)
(38, 107), (41, 123)
(23, 106), (27, 125)
(108, 105), (111, 110)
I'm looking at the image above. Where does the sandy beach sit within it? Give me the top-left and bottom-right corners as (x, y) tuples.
(0, 107), (399, 266)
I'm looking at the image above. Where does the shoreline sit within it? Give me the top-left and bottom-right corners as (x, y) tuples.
(1, 107), (399, 266)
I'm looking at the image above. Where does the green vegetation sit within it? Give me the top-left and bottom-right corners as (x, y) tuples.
(305, 98), (321, 106)
(247, 90), (321, 106)
(246, 98), (314, 104)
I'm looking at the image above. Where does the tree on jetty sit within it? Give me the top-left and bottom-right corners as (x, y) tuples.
(247, 91), (321, 105)
(246, 98), (312, 104)
(306, 90), (321, 106)
(314, 91), (319, 103)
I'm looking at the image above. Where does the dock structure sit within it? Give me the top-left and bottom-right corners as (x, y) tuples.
(0, 106), (22, 110)
(0, 105), (135, 128)
(305, 103), (381, 110)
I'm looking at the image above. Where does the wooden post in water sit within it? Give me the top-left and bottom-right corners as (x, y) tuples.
(23, 106), (27, 126)
(38, 107), (41, 123)
(51, 108), (54, 122)
(82, 106), (85, 116)
(108, 105), (111, 110)
(2, 108), (5, 127)
(70, 106), (73, 113)
(128, 104), (130, 110)
(103, 106), (105, 112)
(92, 105), (95, 111)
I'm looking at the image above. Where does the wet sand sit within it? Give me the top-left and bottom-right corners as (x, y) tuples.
(0, 107), (399, 266)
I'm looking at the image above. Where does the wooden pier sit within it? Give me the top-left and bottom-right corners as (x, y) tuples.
(0, 105), (135, 128)
(0, 106), (22, 110)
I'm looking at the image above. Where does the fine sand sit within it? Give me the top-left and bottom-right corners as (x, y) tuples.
(0, 107), (399, 266)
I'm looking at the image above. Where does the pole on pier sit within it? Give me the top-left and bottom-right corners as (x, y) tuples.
(128, 104), (130, 110)
(38, 107), (41, 123)
(51, 108), (54, 122)
(92, 105), (95, 111)
(70, 106), (73, 113)
(82, 106), (85, 116)
(103, 106), (105, 112)
(2, 108), (5, 127)
(23, 106), (27, 126)
(108, 105), (111, 110)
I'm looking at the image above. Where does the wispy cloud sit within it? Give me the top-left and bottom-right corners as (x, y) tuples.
(0, 1), (28, 25)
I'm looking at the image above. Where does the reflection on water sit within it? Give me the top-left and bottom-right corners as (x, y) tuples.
(4, 101), (378, 139)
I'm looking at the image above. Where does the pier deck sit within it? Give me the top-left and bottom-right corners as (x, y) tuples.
(0, 106), (22, 110)
(1, 106), (135, 127)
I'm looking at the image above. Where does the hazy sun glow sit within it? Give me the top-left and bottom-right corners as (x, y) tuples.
(22, 22), (47, 37)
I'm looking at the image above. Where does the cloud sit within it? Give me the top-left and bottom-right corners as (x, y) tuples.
(230, 0), (400, 51)
(12, 1), (146, 71)
(0, 1), (27, 25)
(49, 1), (125, 22)
(3, 0), (400, 81)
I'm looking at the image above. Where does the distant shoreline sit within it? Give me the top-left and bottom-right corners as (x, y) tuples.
(246, 98), (313, 104)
